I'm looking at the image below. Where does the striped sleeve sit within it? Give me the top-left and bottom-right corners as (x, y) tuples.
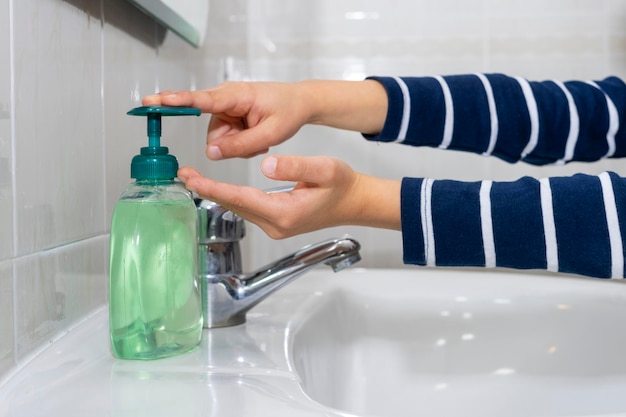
(401, 172), (626, 279)
(365, 74), (626, 164)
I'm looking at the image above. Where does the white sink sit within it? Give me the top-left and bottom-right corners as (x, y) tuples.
(2, 267), (626, 417)
(286, 268), (626, 417)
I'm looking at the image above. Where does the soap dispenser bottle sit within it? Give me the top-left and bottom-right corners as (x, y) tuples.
(109, 106), (203, 360)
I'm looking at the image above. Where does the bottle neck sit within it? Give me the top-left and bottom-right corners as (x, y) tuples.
(134, 178), (177, 185)
(119, 178), (191, 202)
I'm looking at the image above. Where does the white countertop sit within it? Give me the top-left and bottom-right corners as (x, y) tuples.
(0, 272), (344, 417)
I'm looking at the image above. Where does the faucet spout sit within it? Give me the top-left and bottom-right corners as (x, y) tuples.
(201, 237), (361, 328)
(196, 197), (362, 328)
(240, 237), (360, 299)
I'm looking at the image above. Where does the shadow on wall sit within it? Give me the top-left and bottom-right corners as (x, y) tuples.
(61, 0), (167, 48)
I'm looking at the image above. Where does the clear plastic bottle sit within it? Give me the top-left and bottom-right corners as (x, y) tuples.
(109, 106), (203, 360)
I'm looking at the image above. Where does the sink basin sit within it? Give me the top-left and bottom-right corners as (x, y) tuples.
(286, 268), (626, 417)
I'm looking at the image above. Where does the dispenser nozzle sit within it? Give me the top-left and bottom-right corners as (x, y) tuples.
(126, 106), (201, 180)
(147, 113), (162, 148)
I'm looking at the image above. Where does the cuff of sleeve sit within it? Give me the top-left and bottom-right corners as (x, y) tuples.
(363, 76), (407, 143)
(401, 177), (485, 268)
(401, 177), (426, 265)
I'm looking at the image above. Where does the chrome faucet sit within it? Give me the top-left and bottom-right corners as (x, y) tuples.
(196, 198), (362, 328)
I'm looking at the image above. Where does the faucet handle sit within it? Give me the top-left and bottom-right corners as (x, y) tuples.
(195, 198), (246, 243)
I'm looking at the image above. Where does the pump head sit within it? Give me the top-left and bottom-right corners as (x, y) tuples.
(127, 106), (201, 180)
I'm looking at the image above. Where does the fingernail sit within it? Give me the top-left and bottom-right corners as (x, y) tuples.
(208, 145), (223, 160)
(261, 156), (277, 176)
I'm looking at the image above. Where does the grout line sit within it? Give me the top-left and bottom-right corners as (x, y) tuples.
(100, 0), (110, 288)
(10, 233), (110, 265)
(100, 0), (107, 233)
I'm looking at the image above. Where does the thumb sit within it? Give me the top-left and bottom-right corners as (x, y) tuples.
(209, 123), (274, 160)
(260, 155), (339, 185)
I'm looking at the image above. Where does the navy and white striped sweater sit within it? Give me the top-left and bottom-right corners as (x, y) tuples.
(366, 74), (626, 279)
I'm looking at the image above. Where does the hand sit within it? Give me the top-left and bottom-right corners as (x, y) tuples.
(143, 80), (388, 160)
(178, 155), (401, 239)
(144, 82), (308, 160)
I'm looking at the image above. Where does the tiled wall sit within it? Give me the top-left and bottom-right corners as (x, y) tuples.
(2, 0), (626, 383)
(241, 0), (626, 269)
(0, 0), (249, 380)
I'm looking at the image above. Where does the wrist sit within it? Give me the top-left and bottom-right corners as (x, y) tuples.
(349, 173), (402, 231)
(296, 79), (388, 134)
(295, 79), (333, 126)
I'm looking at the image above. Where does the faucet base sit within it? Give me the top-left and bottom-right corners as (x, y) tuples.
(200, 274), (248, 328)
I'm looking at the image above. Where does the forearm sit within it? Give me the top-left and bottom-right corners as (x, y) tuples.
(367, 74), (626, 165)
(298, 79), (388, 135)
(401, 172), (626, 279)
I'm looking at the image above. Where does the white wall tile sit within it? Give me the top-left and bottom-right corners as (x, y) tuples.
(14, 236), (106, 363)
(0, 0), (12, 261)
(14, 253), (58, 360)
(0, 261), (14, 376)
(13, 0), (105, 256)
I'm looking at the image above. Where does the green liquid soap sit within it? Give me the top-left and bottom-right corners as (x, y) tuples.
(111, 105), (203, 360)
(109, 195), (203, 360)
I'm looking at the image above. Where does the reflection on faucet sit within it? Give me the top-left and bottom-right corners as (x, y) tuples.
(196, 198), (361, 328)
